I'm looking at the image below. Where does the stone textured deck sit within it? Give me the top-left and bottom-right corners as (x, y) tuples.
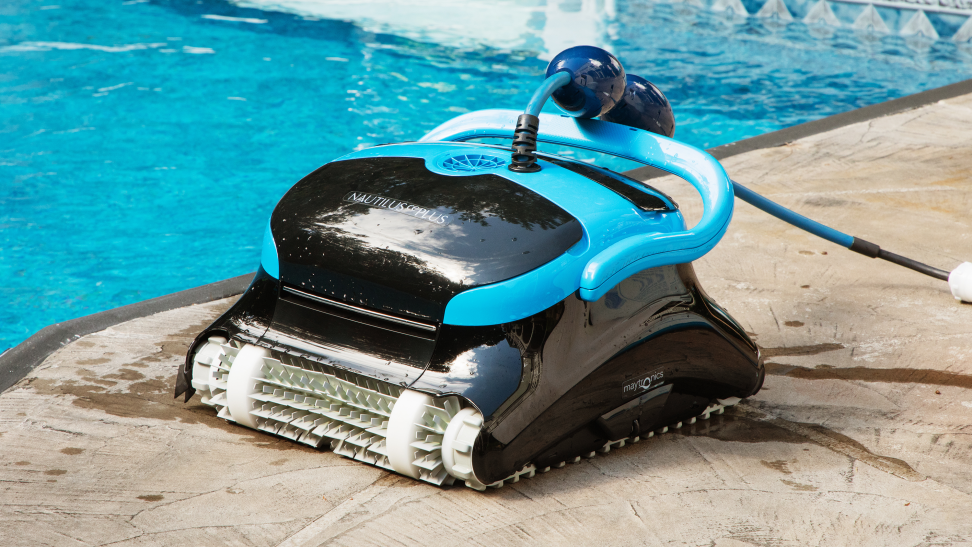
(2, 94), (971, 546)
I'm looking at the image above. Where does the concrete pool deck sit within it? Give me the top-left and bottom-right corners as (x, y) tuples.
(2, 90), (972, 545)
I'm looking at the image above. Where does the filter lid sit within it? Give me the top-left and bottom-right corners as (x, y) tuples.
(271, 156), (583, 321)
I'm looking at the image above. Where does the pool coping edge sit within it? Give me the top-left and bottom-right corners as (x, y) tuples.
(0, 274), (252, 393)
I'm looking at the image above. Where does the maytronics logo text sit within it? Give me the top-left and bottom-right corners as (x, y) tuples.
(344, 192), (452, 225)
(622, 368), (665, 395)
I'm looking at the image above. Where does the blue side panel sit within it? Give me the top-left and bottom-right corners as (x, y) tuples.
(261, 221), (279, 279)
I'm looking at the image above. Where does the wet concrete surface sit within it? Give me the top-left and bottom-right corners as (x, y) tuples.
(2, 95), (972, 546)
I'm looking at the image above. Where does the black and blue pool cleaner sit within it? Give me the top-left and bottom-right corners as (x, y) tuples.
(175, 46), (971, 490)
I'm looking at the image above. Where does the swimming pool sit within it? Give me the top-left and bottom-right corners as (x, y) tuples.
(2, 0), (971, 349)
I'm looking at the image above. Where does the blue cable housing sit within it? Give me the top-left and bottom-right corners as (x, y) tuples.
(525, 72), (573, 117)
(731, 181), (854, 248)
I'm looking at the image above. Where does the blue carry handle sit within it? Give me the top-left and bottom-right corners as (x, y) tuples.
(420, 109), (735, 301)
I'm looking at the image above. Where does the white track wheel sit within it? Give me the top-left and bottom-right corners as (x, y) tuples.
(190, 335), (226, 399)
(386, 389), (434, 479)
(225, 344), (270, 429)
(442, 408), (486, 490)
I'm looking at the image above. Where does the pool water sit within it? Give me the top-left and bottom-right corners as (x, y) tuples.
(2, 0), (971, 349)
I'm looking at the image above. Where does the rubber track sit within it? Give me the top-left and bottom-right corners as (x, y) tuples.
(478, 398), (742, 489)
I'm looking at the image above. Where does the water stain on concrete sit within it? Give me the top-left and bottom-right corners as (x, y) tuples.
(87, 378), (119, 387)
(765, 363), (972, 389)
(77, 358), (110, 365)
(161, 338), (193, 358)
(60, 448), (84, 455)
(135, 320), (208, 366)
(45, 469), (67, 476)
(761, 460), (792, 474)
(760, 343), (845, 359)
(373, 471), (422, 488)
(14, 461), (29, 465)
(103, 369), (145, 381)
(804, 424), (921, 480)
(137, 494), (164, 502)
(682, 407), (922, 482)
(76, 368), (119, 386)
(680, 415), (809, 445)
(24, 376), (317, 453)
(735, 406), (923, 482)
(781, 479), (817, 491)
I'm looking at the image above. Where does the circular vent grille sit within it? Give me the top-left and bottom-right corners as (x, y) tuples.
(440, 154), (507, 172)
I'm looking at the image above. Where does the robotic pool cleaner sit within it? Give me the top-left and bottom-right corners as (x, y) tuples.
(174, 46), (972, 490)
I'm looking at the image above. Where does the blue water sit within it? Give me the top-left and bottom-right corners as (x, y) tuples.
(2, 0), (971, 349)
